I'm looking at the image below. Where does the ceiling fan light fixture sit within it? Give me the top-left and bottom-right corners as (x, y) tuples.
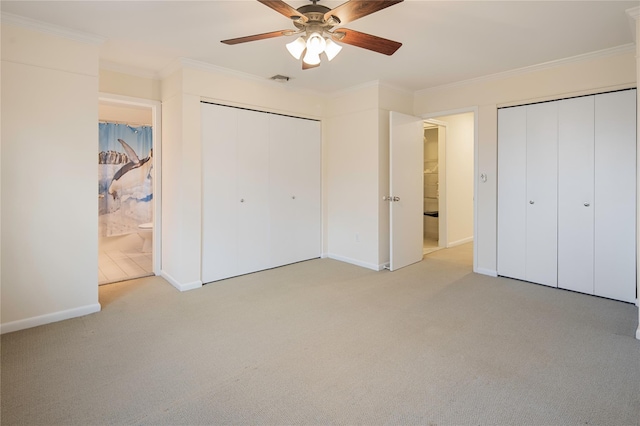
(286, 36), (306, 60)
(305, 32), (326, 55)
(302, 50), (321, 66)
(324, 38), (342, 61)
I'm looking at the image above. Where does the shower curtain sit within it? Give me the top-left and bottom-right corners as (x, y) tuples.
(98, 122), (153, 237)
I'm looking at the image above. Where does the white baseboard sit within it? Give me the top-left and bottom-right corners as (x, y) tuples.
(447, 236), (474, 248)
(160, 270), (202, 292)
(326, 253), (382, 271)
(1, 303), (101, 335)
(474, 267), (498, 277)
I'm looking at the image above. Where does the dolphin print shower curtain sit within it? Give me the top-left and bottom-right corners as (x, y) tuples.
(98, 122), (153, 237)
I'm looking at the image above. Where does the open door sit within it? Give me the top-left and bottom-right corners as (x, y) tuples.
(389, 111), (424, 271)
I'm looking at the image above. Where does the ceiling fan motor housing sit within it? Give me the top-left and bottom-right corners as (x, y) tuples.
(293, 4), (339, 35)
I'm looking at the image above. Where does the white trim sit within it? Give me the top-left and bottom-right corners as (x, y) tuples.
(1, 304), (101, 335)
(626, 6), (640, 20)
(326, 253), (384, 271)
(447, 236), (474, 248)
(160, 57), (327, 97)
(98, 93), (162, 277)
(636, 324), (640, 340)
(329, 80), (381, 98)
(416, 44), (636, 96)
(1, 12), (106, 45)
(474, 268), (498, 277)
(100, 61), (160, 80)
(160, 271), (203, 292)
(329, 78), (422, 99)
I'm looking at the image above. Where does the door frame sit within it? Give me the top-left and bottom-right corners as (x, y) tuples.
(98, 92), (162, 277)
(422, 107), (479, 272)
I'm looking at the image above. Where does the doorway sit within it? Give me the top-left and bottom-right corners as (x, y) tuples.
(97, 94), (161, 285)
(423, 122), (444, 255)
(422, 112), (474, 255)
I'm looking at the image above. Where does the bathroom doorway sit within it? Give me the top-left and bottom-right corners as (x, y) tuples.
(98, 94), (161, 285)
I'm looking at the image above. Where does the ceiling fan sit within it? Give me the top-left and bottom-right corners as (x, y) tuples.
(221, 0), (404, 70)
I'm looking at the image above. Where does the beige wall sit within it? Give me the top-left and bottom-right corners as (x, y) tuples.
(323, 83), (414, 269)
(415, 48), (637, 275)
(99, 103), (152, 125)
(99, 69), (161, 101)
(1, 25), (101, 331)
(437, 112), (474, 247)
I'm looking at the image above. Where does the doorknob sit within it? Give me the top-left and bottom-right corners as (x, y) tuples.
(529, 200), (535, 204)
(584, 202), (590, 207)
(392, 196), (400, 202)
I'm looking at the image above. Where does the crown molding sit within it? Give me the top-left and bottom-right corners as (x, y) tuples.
(626, 6), (640, 20)
(159, 57), (328, 97)
(1, 12), (106, 45)
(329, 80), (381, 98)
(99, 60), (160, 80)
(416, 43), (636, 96)
(159, 57), (277, 86)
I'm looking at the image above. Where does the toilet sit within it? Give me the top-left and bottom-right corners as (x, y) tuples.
(138, 222), (153, 253)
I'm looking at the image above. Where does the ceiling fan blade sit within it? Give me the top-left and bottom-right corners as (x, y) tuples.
(302, 61), (321, 70)
(332, 28), (402, 55)
(258, 0), (308, 23)
(221, 30), (293, 45)
(324, 0), (403, 25)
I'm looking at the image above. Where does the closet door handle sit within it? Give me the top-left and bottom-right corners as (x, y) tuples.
(240, 199), (245, 203)
(529, 200), (535, 205)
(584, 202), (590, 207)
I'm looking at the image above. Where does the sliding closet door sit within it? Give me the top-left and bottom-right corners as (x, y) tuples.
(525, 101), (558, 287)
(237, 110), (271, 275)
(594, 89), (637, 303)
(202, 103), (240, 282)
(558, 96), (594, 294)
(497, 106), (527, 281)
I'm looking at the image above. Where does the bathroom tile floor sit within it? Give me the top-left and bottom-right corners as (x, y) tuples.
(99, 233), (153, 285)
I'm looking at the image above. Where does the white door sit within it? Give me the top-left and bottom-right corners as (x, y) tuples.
(558, 96), (595, 294)
(269, 114), (321, 267)
(497, 106), (527, 280)
(525, 101), (558, 287)
(202, 103), (240, 282)
(237, 109), (271, 275)
(389, 111), (424, 271)
(594, 89), (637, 303)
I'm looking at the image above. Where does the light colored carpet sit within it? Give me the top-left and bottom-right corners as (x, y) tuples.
(2, 243), (639, 425)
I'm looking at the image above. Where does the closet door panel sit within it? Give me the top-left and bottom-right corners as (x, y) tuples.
(237, 109), (271, 275)
(269, 114), (299, 267)
(497, 106), (527, 280)
(525, 101), (558, 287)
(269, 115), (321, 267)
(202, 104), (239, 282)
(594, 89), (637, 302)
(558, 96), (595, 294)
(291, 118), (321, 261)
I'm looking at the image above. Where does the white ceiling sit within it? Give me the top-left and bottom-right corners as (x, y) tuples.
(1, 1), (637, 94)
